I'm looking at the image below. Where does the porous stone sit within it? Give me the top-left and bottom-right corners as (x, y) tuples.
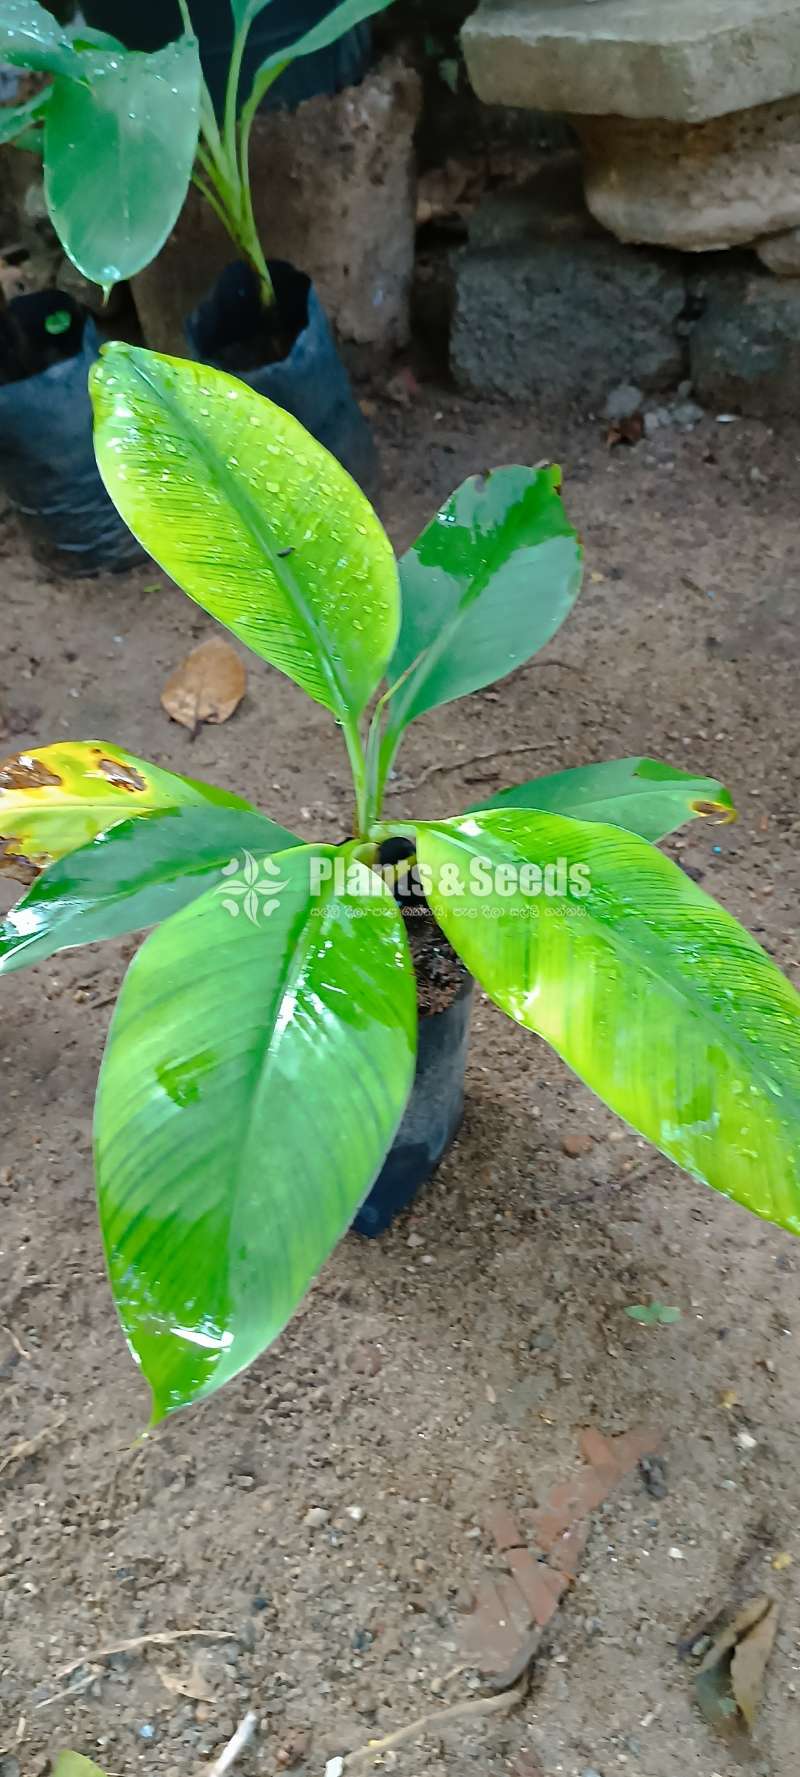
(132, 59), (420, 355)
(690, 267), (800, 416)
(577, 99), (800, 252)
(756, 227), (800, 274)
(461, 0), (800, 124)
(452, 233), (686, 404)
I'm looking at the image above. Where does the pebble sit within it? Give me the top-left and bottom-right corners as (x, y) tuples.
(138, 1724), (156, 1741)
(304, 1507), (330, 1528)
(603, 383), (643, 422)
(346, 1504), (366, 1522)
(582, 1768), (604, 1777)
(672, 399), (705, 428)
(562, 1132), (593, 1158)
(736, 1429), (758, 1451)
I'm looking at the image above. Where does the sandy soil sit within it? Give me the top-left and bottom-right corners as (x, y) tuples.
(1, 385), (798, 1777)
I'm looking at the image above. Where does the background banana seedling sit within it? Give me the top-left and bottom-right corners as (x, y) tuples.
(2, 340), (797, 1423)
(0, 0), (394, 297)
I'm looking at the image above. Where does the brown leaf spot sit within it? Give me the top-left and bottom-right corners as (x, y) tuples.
(690, 798), (737, 824)
(97, 756), (147, 792)
(0, 840), (43, 884)
(0, 752), (61, 791)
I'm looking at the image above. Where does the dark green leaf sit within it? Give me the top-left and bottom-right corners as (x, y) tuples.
(386, 466), (582, 734)
(470, 757), (736, 843)
(0, 804), (298, 975)
(43, 34), (201, 285)
(95, 844), (417, 1417)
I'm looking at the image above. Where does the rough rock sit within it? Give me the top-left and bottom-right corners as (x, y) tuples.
(461, 0), (800, 124)
(132, 59), (420, 356)
(467, 153), (598, 250)
(690, 267), (800, 416)
(577, 98), (800, 253)
(452, 231), (686, 405)
(756, 227), (800, 274)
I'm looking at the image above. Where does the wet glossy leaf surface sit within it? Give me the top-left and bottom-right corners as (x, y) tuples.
(387, 466), (582, 729)
(417, 808), (800, 1235)
(94, 845), (417, 1417)
(91, 347), (399, 720)
(44, 34), (200, 285)
(470, 756), (736, 843)
(0, 804), (297, 975)
(0, 739), (256, 879)
(0, 0), (81, 76)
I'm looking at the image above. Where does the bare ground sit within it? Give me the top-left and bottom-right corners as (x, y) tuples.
(1, 387), (798, 1777)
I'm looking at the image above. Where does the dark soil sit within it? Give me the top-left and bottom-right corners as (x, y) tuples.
(1, 382), (799, 1777)
(402, 904), (469, 1016)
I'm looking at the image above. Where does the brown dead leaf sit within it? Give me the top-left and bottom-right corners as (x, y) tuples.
(156, 1659), (213, 1703)
(693, 1594), (778, 1741)
(730, 1599), (779, 1727)
(161, 638), (246, 736)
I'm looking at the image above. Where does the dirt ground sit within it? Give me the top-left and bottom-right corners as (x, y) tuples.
(1, 383), (798, 1777)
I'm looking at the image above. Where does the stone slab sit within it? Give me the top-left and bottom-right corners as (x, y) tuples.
(452, 233), (686, 403)
(462, 0), (800, 124)
(578, 99), (800, 252)
(756, 227), (800, 274)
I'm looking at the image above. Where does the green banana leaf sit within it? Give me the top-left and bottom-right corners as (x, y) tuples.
(91, 346), (399, 721)
(417, 808), (800, 1235)
(0, 739), (256, 879)
(0, 0), (80, 76)
(385, 466), (582, 733)
(94, 844), (417, 1418)
(470, 757), (736, 843)
(0, 804), (298, 975)
(242, 0), (394, 114)
(44, 34), (201, 286)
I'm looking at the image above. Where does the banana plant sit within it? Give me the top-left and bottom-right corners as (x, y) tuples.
(3, 341), (799, 1424)
(0, 0), (393, 298)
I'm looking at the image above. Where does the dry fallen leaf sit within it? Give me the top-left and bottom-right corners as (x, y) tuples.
(156, 1659), (213, 1702)
(730, 1599), (779, 1727)
(161, 638), (247, 736)
(693, 1593), (779, 1741)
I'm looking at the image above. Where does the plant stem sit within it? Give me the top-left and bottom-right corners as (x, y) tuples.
(342, 716), (370, 839)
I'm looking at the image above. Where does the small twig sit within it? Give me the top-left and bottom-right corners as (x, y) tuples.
(35, 1669), (99, 1710)
(207, 1709), (258, 1777)
(397, 743), (554, 794)
(3, 1324), (31, 1359)
(55, 1628), (235, 1680)
(0, 1414), (64, 1476)
(344, 1685), (524, 1768)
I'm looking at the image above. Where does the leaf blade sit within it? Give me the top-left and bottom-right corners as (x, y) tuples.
(0, 740), (256, 879)
(90, 346), (399, 719)
(387, 466), (582, 729)
(94, 844), (417, 1416)
(0, 86), (50, 145)
(417, 808), (800, 1235)
(470, 757), (736, 843)
(43, 35), (200, 285)
(0, 0), (80, 76)
(0, 804), (298, 974)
